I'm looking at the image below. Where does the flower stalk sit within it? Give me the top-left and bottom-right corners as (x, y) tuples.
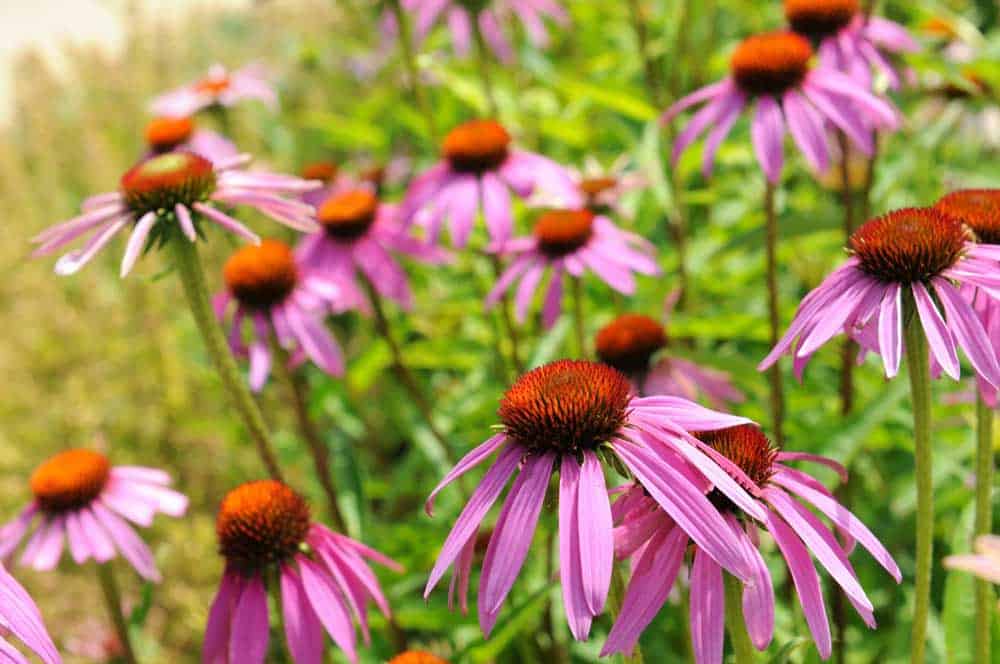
(724, 573), (755, 664)
(571, 276), (586, 357)
(389, 0), (437, 141)
(97, 564), (138, 664)
(975, 393), (995, 664)
(764, 181), (785, 446)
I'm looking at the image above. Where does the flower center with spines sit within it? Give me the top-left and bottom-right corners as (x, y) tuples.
(534, 210), (595, 257)
(224, 239), (299, 310)
(442, 120), (511, 174)
(498, 360), (631, 455)
(595, 314), (668, 373)
(216, 480), (311, 572)
(300, 161), (338, 182)
(849, 208), (969, 284)
(935, 190), (1000, 245)
(317, 189), (378, 240)
(30, 449), (111, 513)
(696, 425), (777, 511)
(731, 32), (814, 97)
(784, 0), (859, 39)
(120, 152), (216, 216)
(145, 117), (195, 153)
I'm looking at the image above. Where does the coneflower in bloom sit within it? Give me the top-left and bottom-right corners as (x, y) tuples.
(603, 425), (900, 662)
(297, 189), (446, 311)
(32, 151), (321, 277)
(595, 312), (743, 406)
(784, 0), (918, 90)
(150, 63), (277, 117)
(408, 0), (568, 63)
(570, 155), (646, 217)
(388, 651), (449, 664)
(0, 450), (188, 581)
(204, 480), (401, 664)
(0, 563), (61, 663)
(299, 161), (355, 209)
(665, 30), (899, 183)
(760, 207), (1000, 386)
(143, 116), (237, 165)
(214, 239), (347, 392)
(401, 119), (579, 248)
(945, 535), (1000, 590)
(425, 359), (769, 639)
(485, 209), (659, 328)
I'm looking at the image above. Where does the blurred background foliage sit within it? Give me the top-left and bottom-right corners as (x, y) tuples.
(2, 0), (1000, 662)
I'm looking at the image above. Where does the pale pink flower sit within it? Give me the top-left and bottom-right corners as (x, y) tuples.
(151, 63), (277, 117)
(945, 535), (1000, 587)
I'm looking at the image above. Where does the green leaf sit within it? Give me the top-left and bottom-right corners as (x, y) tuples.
(943, 502), (977, 664)
(552, 76), (658, 121)
(458, 584), (552, 663)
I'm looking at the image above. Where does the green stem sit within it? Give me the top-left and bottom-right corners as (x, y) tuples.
(724, 573), (755, 664)
(390, 0), (437, 141)
(489, 254), (525, 374)
(472, 23), (499, 116)
(764, 181), (785, 447)
(904, 305), (933, 664)
(609, 564), (644, 664)
(571, 276), (586, 358)
(170, 238), (283, 481)
(975, 393), (995, 664)
(268, 335), (346, 531)
(97, 565), (138, 664)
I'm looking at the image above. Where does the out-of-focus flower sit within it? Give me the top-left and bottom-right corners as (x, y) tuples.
(665, 31), (899, 183)
(214, 240), (348, 391)
(32, 151), (321, 277)
(760, 208), (1000, 387)
(204, 480), (401, 664)
(0, 563), (61, 663)
(297, 189), (446, 312)
(784, 0), (918, 90)
(401, 119), (579, 248)
(945, 535), (1000, 587)
(143, 116), (238, 165)
(485, 209), (658, 328)
(568, 155), (646, 217)
(595, 312), (743, 406)
(65, 618), (124, 663)
(150, 63), (277, 117)
(425, 359), (767, 638)
(604, 424), (900, 661)
(0, 449), (187, 581)
(408, 0), (568, 63)
(388, 651), (449, 664)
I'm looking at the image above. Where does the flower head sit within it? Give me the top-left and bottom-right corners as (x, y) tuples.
(945, 535), (1000, 588)
(937, 189), (1000, 244)
(485, 209), (658, 327)
(425, 359), (769, 639)
(0, 449), (188, 581)
(143, 116), (238, 165)
(33, 151), (321, 277)
(150, 63), (277, 117)
(568, 155), (647, 217)
(388, 652), (449, 664)
(204, 480), (401, 664)
(215, 239), (348, 391)
(665, 30), (899, 183)
(604, 425), (899, 661)
(760, 207), (1000, 386)
(401, 120), (579, 248)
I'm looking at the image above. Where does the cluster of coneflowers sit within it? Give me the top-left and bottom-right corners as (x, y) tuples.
(6, 1), (1000, 664)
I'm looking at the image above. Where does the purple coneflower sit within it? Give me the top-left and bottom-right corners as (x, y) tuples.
(214, 239), (347, 392)
(204, 480), (401, 664)
(760, 207), (1000, 387)
(0, 450), (187, 581)
(409, 0), (568, 63)
(595, 313), (744, 406)
(485, 209), (659, 328)
(784, 0), (919, 90)
(603, 424), (900, 662)
(425, 359), (769, 639)
(151, 63), (277, 117)
(143, 116), (237, 165)
(571, 155), (647, 217)
(665, 30), (899, 183)
(32, 151), (320, 277)
(401, 119), (579, 248)
(297, 188), (446, 311)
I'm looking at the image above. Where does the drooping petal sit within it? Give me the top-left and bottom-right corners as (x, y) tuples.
(425, 433), (508, 516)
(559, 454), (592, 641)
(876, 283), (902, 378)
(690, 547), (725, 664)
(750, 96), (785, 184)
(228, 574), (269, 664)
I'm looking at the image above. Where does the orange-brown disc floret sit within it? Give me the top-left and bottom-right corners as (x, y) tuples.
(442, 120), (511, 174)
(300, 161), (339, 182)
(731, 32), (814, 97)
(849, 208), (969, 283)
(595, 314), (668, 373)
(784, 0), (859, 39)
(317, 189), (379, 240)
(145, 116), (195, 153)
(696, 425), (777, 510)
(935, 190), (1000, 245)
(223, 239), (299, 310)
(388, 652), (450, 664)
(120, 152), (217, 215)
(534, 209), (595, 257)
(498, 360), (631, 454)
(217, 480), (311, 571)
(30, 449), (111, 513)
